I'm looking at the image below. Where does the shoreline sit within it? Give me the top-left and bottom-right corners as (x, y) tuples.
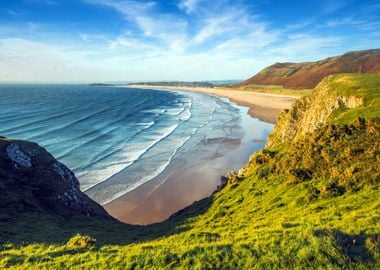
(104, 86), (297, 225)
(124, 85), (298, 124)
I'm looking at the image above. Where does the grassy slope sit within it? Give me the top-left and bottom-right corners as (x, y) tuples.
(1, 74), (379, 269)
(327, 74), (380, 124)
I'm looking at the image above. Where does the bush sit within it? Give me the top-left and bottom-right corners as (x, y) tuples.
(66, 234), (96, 249)
(321, 181), (346, 197)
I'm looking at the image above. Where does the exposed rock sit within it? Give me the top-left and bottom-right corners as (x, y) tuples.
(266, 75), (365, 148)
(53, 161), (80, 188)
(0, 137), (111, 219)
(6, 143), (32, 168)
(338, 96), (363, 108)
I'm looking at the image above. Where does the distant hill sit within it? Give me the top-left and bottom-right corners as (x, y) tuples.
(129, 81), (215, 88)
(88, 83), (114, 87)
(240, 49), (380, 89)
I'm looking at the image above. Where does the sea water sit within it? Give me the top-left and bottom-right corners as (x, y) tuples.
(0, 84), (273, 204)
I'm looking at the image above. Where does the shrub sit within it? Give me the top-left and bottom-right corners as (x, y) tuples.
(66, 234), (96, 249)
(366, 235), (380, 253)
(321, 181), (346, 197)
(288, 168), (313, 183)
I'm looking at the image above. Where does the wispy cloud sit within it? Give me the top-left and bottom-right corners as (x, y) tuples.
(26, 0), (61, 5)
(325, 17), (365, 28)
(0, 0), (378, 82)
(323, 16), (380, 32)
(85, 0), (188, 52)
(178, 0), (202, 14)
(7, 10), (23, 16)
(321, 0), (351, 14)
(268, 34), (342, 59)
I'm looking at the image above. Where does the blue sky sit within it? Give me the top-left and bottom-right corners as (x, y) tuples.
(0, 0), (379, 82)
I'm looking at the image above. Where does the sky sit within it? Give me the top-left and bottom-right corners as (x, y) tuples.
(0, 0), (379, 82)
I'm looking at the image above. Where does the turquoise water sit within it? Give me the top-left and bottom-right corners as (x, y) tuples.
(0, 84), (273, 204)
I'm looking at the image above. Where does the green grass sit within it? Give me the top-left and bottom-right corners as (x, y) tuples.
(1, 154), (378, 269)
(0, 74), (379, 269)
(327, 74), (380, 124)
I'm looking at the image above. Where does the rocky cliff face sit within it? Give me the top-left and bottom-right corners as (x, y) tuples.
(240, 49), (380, 89)
(266, 75), (365, 148)
(0, 137), (111, 220)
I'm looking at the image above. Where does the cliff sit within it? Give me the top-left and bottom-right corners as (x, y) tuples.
(240, 49), (380, 89)
(266, 73), (380, 147)
(0, 137), (111, 222)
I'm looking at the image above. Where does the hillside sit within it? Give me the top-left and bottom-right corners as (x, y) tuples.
(0, 74), (379, 269)
(240, 49), (380, 89)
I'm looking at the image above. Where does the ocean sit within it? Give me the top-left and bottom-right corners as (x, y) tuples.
(0, 84), (273, 205)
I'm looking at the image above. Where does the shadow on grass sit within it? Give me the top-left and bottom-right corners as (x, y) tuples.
(0, 195), (215, 247)
(314, 229), (379, 264)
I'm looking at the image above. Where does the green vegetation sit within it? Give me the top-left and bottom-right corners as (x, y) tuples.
(327, 74), (380, 124)
(66, 235), (97, 249)
(0, 74), (379, 269)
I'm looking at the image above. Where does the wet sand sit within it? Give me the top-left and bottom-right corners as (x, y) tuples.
(104, 86), (297, 225)
(104, 137), (246, 225)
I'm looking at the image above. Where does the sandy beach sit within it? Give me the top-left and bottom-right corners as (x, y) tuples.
(125, 85), (298, 124)
(105, 86), (298, 224)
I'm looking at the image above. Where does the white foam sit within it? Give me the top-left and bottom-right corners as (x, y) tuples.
(165, 107), (185, 116)
(69, 121), (156, 172)
(98, 129), (195, 205)
(81, 123), (179, 191)
(178, 108), (192, 121)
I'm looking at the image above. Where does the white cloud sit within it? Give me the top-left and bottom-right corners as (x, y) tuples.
(85, 0), (188, 52)
(108, 35), (156, 51)
(323, 17), (380, 32)
(192, 12), (241, 44)
(0, 38), (117, 82)
(326, 17), (364, 28)
(322, 0), (350, 14)
(178, 0), (201, 14)
(267, 34), (342, 60)
(1, 0), (371, 82)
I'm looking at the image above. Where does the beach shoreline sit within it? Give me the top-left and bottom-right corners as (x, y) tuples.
(124, 85), (297, 124)
(104, 86), (297, 225)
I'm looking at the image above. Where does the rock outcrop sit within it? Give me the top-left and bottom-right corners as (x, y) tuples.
(266, 74), (366, 148)
(0, 137), (111, 220)
(240, 49), (380, 89)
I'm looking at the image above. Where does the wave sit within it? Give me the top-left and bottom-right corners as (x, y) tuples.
(0, 85), (248, 207)
(0, 98), (113, 135)
(25, 107), (112, 141)
(69, 121), (156, 171)
(81, 123), (180, 191)
(88, 126), (197, 205)
(178, 108), (192, 121)
(55, 126), (120, 160)
(71, 120), (157, 171)
(0, 107), (56, 123)
(43, 99), (150, 149)
(164, 107), (185, 116)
